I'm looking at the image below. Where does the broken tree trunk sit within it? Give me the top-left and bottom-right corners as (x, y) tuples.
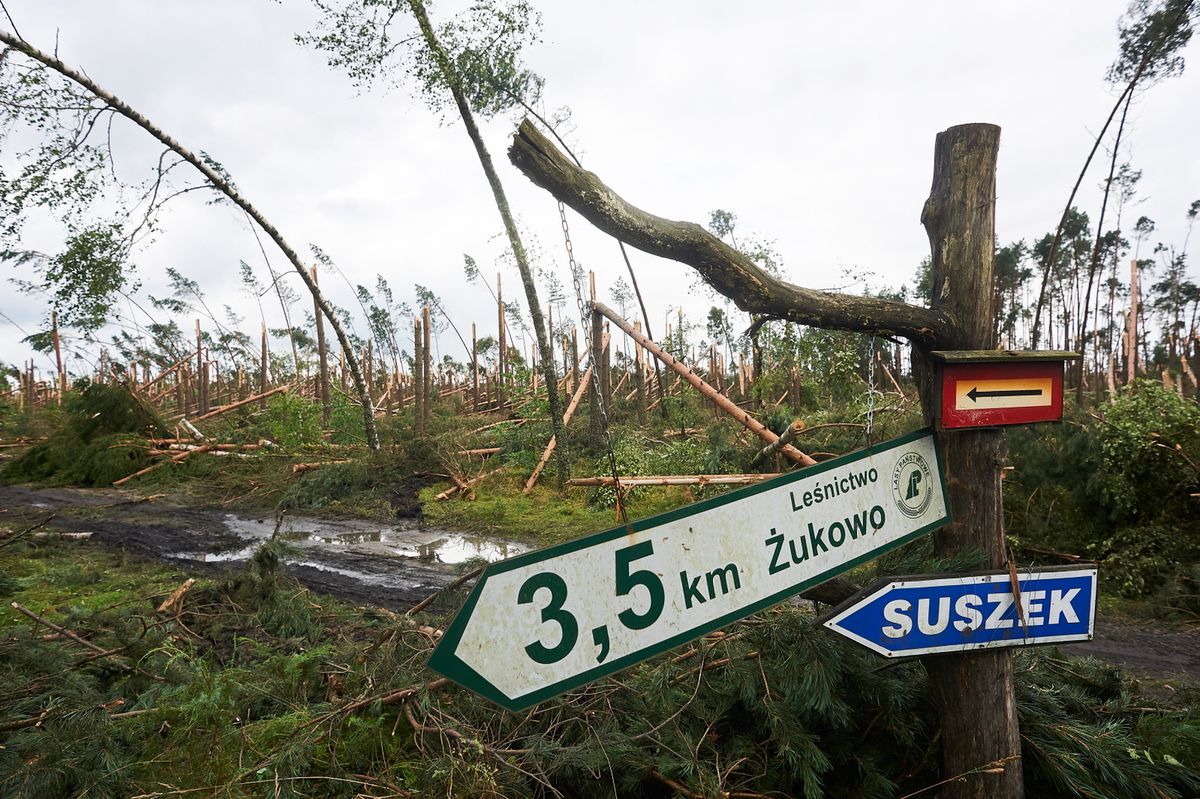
(568, 474), (783, 487)
(750, 419), (805, 466)
(508, 119), (946, 345)
(190, 385), (289, 423)
(311, 265), (332, 427)
(51, 310), (65, 403)
(523, 332), (609, 494)
(592, 302), (815, 466)
(915, 123), (1022, 799)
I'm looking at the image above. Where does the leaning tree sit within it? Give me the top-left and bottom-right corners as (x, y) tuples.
(0, 29), (381, 449)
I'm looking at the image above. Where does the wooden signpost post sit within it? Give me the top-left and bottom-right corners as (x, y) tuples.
(507, 120), (1027, 796)
(430, 430), (949, 710)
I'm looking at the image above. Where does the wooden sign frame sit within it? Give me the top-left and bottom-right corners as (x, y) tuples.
(931, 350), (1079, 430)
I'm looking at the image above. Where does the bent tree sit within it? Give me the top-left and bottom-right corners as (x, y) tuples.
(509, 120), (1021, 799)
(0, 30), (381, 450)
(301, 0), (569, 481)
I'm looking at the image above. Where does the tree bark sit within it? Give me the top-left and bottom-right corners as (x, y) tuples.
(311, 266), (332, 427)
(414, 317), (425, 437)
(508, 120), (947, 345)
(423, 305), (433, 427)
(407, 0), (567, 482)
(916, 123), (1023, 799)
(0, 30), (379, 450)
(1126, 260), (1140, 385)
(50, 309), (65, 402)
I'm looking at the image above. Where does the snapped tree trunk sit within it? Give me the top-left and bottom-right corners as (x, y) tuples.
(311, 266), (332, 427)
(407, 0), (568, 484)
(0, 30), (380, 450)
(508, 120), (947, 345)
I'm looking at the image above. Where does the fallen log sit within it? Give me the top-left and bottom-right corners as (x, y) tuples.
(190, 384), (289, 422)
(468, 417), (528, 435)
(435, 467), (503, 501)
(113, 444), (212, 486)
(523, 333), (609, 494)
(751, 419), (805, 466)
(592, 302), (816, 466)
(456, 447), (501, 458)
(292, 459), (353, 474)
(567, 473), (783, 487)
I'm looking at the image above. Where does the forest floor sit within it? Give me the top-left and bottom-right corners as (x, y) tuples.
(3, 481), (1198, 682)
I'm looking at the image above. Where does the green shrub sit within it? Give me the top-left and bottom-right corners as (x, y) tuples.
(1, 381), (163, 486)
(1097, 380), (1200, 522)
(1006, 381), (1200, 603)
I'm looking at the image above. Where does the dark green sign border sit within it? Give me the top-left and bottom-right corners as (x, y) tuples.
(428, 428), (951, 711)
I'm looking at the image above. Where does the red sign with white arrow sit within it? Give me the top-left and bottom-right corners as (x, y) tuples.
(938, 360), (1065, 429)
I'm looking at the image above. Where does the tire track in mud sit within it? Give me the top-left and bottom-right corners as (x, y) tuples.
(0, 484), (493, 610)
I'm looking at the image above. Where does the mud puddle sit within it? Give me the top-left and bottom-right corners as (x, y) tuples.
(178, 514), (524, 566)
(0, 484), (523, 608)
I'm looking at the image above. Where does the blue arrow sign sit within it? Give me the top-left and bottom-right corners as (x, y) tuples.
(821, 567), (1096, 657)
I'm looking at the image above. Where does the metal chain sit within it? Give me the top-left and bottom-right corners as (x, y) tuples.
(865, 334), (877, 446)
(559, 201), (628, 525)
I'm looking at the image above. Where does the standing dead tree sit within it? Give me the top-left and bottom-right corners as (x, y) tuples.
(509, 119), (1020, 799)
(0, 30), (380, 450)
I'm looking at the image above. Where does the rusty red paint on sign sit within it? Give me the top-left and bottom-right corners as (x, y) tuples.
(938, 361), (1064, 429)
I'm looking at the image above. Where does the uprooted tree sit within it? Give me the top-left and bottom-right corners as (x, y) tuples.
(0, 30), (381, 450)
(509, 119), (1021, 799)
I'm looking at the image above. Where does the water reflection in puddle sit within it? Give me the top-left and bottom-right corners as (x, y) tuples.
(172, 513), (526, 569)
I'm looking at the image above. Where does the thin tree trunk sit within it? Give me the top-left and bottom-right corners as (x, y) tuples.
(497, 273), (506, 411)
(50, 309), (65, 402)
(414, 317), (425, 436)
(1127, 259), (1140, 384)
(471, 322), (479, 412)
(260, 323), (269, 409)
(408, 0), (568, 481)
(423, 305), (432, 427)
(0, 31), (379, 450)
(311, 265), (332, 427)
(1077, 90), (1134, 404)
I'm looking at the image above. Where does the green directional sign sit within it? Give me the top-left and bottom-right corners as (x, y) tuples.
(429, 428), (950, 710)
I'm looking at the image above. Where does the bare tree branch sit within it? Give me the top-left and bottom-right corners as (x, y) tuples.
(508, 120), (948, 346)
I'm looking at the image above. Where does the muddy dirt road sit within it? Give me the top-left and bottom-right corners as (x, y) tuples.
(2, 484), (1197, 679)
(0, 484), (524, 610)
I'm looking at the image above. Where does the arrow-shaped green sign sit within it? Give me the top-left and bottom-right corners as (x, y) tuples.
(429, 429), (950, 710)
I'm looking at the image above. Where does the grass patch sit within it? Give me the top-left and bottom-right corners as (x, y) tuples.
(419, 467), (738, 546)
(2, 533), (1198, 798)
(0, 536), (190, 628)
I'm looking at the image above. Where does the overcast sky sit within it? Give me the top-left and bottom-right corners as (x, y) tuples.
(2, 0), (1198, 375)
